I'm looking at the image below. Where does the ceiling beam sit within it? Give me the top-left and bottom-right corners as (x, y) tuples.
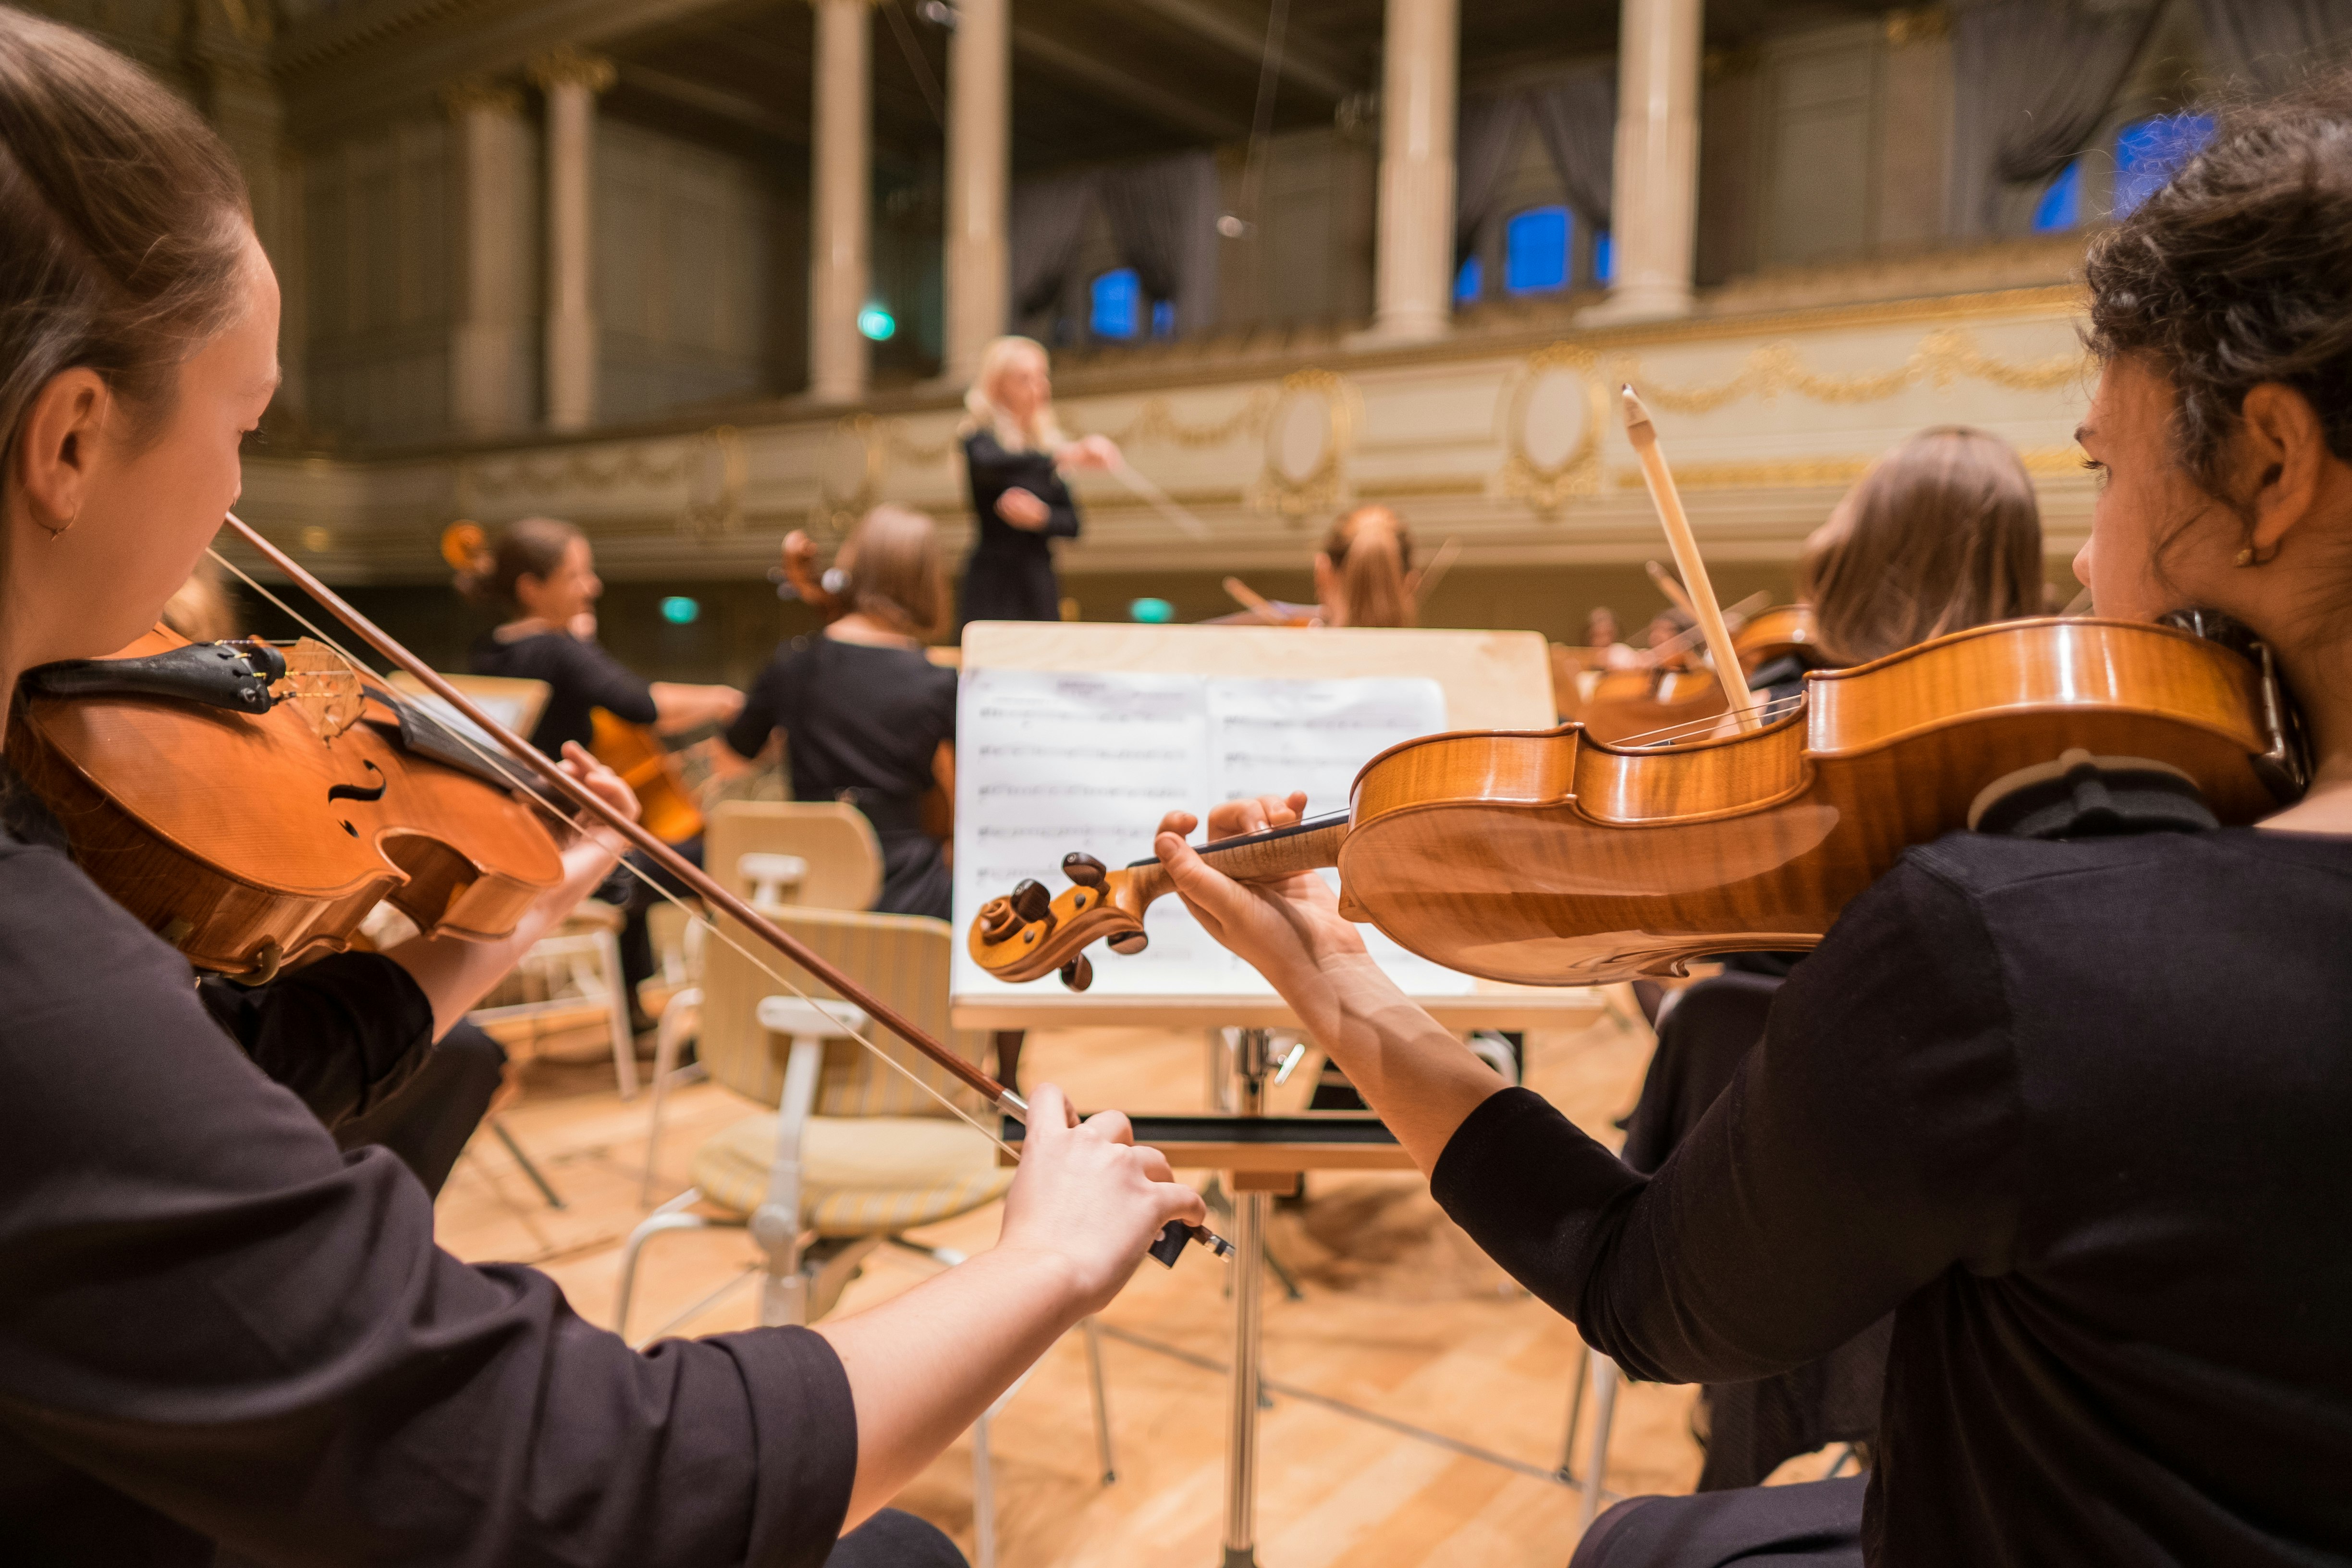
(1011, 25), (1248, 141)
(1109, 0), (1356, 102)
(615, 62), (805, 143)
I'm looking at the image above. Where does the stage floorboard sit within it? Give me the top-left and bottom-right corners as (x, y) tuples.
(436, 1004), (1844, 1566)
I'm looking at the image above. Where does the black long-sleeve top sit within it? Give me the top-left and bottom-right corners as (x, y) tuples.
(960, 430), (1078, 624)
(724, 634), (958, 919)
(469, 627), (660, 757)
(0, 826), (857, 1566)
(1434, 827), (2352, 1565)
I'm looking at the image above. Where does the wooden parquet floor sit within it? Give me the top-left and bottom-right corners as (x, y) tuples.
(434, 1005), (1836, 1568)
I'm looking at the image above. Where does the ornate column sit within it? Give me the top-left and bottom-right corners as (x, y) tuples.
(444, 78), (532, 436)
(1362, 0), (1458, 343)
(531, 47), (614, 431)
(942, 0), (1009, 384)
(1591, 0), (1702, 321)
(808, 0), (873, 404)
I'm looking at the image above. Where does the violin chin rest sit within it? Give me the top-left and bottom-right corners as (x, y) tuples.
(1967, 748), (2217, 840)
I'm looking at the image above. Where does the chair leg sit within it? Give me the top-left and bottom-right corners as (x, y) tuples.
(1083, 1315), (1117, 1484)
(639, 988), (702, 1207)
(972, 1407), (997, 1568)
(488, 1116), (565, 1210)
(1559, 1339), (1590, 1481)
(1576, 1354), (1621, 1534)
(614, 1188), (708, 1342)
(598, 927), (639, 1100)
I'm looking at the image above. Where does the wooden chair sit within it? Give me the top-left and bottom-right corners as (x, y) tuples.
(703, 800), (882, 912)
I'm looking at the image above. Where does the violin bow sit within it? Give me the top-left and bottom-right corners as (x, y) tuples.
(1621, 390), (1764, 731)
(216, 512), (1232, 1262)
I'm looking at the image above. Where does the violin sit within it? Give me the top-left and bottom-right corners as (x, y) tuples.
(215, 514), (1222, 1262)
(7, 625), (563, 981)
(1733, 604), (1819, 675)
(968, 614), (2302, 991)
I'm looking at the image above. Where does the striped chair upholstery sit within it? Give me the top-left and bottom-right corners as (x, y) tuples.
(688, 904), (1011, 1238)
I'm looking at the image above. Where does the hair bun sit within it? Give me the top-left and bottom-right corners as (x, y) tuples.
(441, 520), (490, 574)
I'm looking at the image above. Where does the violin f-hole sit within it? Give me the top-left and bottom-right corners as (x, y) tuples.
(327, 760), (389, 805)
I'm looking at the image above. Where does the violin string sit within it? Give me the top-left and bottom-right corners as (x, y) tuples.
(205, 548), (1025, 1164)
(1606, 691), (1805, 750)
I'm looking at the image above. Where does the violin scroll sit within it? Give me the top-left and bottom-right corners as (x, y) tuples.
(966, 858), (1160, 986)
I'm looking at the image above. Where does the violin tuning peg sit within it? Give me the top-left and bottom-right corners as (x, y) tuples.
(1009, 879), (1052, 922)
(1108, 931), (1149, 955)
(1062, 851), (1107, 888)
(1060, 954), (1093, 992)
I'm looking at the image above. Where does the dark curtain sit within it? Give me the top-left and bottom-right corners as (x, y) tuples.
(2198, 0), (2352, 90)
(1946, 0), (2162, 236)
(1455, 93), (1529, 281)
(1009, 171), (1098, 322)
(1529, 66), (1616, 231)
(1098, 150), (1221, 334)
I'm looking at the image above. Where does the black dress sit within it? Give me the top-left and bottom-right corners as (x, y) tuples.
(1435, 827), (2352, 1567)
(960, 429), (1078, 624)
(726, 634), (958, 921)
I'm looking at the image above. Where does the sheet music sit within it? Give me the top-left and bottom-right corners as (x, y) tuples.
(952, 668), (1467, 998)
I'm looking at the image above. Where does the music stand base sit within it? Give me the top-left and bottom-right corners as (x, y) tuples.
(1222, 1549), (1259, 1568)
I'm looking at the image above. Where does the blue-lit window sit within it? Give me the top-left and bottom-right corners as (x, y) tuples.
(1455, 255), (1484, 304)
(1150, 298), (1176, 337)
(2114, 113), (2216, 219)
(1090, 268), (1140, 339)
(1594, 229), (1613, 284)
(1505, 206), (1570, 294)
(2033, 159), (2082, 233)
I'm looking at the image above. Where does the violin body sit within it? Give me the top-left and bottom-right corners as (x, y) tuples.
(9, 628), (563, 980)
(970, 618), (2291, 990)
(590, 710), (704, 846)
(1575, 665), (1730, 746)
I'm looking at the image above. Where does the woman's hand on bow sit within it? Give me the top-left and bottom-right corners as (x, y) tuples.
(996, 1082), (1207, 1315)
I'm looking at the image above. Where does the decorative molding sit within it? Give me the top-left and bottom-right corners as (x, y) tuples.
(1615, 327), (2085, 414)
(1492, 343), (1609, 513)
(528, 45), (616, 94)
(440, 74), (524, 117)
(1248, 368), (1358, 518)
(1610, 445), (2086, 492)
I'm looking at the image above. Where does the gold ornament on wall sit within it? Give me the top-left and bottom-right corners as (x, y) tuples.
(1248, 368), (1358, 519)
(1493, 343), (1609, 513)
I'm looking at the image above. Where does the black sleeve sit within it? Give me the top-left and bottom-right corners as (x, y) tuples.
(1430, 853), (2023, 1383)
(725, 646), (797, 760)
(560, 636), (661, 727)
(965, 432), (1079, 542)
(931, 662), (959, 746)
(0, 844), (857, 1567)
(199, 951), (436, 1129)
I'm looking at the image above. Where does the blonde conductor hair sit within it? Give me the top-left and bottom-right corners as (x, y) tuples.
(961, 335), (1066, 453)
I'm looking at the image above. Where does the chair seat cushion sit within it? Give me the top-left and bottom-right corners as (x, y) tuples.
(692, 1113), (1014, 1236)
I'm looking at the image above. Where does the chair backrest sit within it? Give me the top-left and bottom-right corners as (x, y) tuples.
(705, 801), (883, 913)
(697, 902), (988, 1121)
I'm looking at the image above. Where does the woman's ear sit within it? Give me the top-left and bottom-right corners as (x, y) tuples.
(13, 368), (111, 533)
(2239, 382), (2341, 554)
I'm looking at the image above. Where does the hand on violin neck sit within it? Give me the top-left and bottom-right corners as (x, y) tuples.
(1154, 795), (1365, 1041)
(556, 741), (637, 858)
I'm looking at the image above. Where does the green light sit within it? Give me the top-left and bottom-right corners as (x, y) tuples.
(857, 305), (896, 341)
(1128, 597), (1175, 624)
(660, 595), (701, 625)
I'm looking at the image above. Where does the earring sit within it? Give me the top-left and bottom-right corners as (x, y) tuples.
(2235, 542), (2276, 567)
(41, 512), (75, 541)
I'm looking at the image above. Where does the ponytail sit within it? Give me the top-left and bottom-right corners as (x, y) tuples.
(447, 517), (582, 613)
(1322, 505), (1415, 629)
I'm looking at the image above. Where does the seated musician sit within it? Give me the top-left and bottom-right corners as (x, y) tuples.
(1153, 80), (2352, 1566)
(0, 14), (1207, 1563)
(461, 517), (743, 1026)
(1616, 423), (2048, 1490)
(723, 504), (959, 921)
(1313, 504), (1417, 628)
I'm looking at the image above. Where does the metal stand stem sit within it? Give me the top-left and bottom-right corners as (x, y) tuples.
(1221, 1027), (1274, 1568)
